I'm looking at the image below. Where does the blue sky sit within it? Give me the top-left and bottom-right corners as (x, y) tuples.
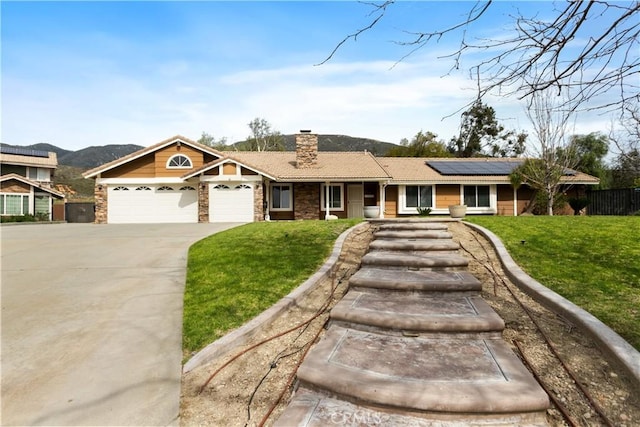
(2, 1), (619, 151)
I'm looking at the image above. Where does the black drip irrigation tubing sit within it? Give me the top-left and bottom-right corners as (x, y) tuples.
(459, 231), (615, 427)
(198, 227), (369, 426)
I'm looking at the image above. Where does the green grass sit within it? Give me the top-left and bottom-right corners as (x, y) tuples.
(182, 219), (361, 357)
(466, 216), (640, 350)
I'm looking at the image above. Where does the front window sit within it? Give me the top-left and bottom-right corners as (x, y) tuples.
(0, 194), (29, 215)
(166, 154), (192, 169)
(464, 185), (490, 207)
(321, 184), (344, 210)
(406, 185), (432, 208)
(271, 184), (292, 211)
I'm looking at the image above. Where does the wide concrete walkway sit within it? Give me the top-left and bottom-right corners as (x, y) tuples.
(276, 220), (550, 426)
(1, 222), (240, 426)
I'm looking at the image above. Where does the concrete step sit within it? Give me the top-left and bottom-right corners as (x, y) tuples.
(293, 326), (550, 415)
(276, 388), (548, 427)
(361, 251), (469, 270)
(330, 291), (505, 334)
(349, 268), (482, 293)
(369, 239), (460, 252)
(377, 222), (449, 231)
(374, 230), (453, 240)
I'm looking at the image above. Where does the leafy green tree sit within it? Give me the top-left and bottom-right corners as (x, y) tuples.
(448, 100), (526, 158)
(611, 149), (640, 188)
(609, 104), (640, 188)
(197, 132), (228, 150)
(565, 132), (610, 189)
(386, 131), (451, 157)
(242, 118), (284, 152)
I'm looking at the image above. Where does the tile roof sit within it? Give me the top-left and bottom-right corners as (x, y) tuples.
(82, 135), (600, 186)
(0, 151), (58, 168)
(378, 157), (600, 184)
(222, 151), (392, 181)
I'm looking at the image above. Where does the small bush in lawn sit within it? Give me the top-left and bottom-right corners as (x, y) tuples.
(568, 197), (590, 215)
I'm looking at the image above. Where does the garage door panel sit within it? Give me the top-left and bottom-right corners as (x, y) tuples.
(108, 185), (197, 224)
(209, 184), (254, 222)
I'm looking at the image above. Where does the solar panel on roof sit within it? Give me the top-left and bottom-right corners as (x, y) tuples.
(0, 145), (50, 158)
(426, 160), (524, 176)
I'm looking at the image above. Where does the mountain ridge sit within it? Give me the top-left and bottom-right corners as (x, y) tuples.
(4, 134), (397, 168)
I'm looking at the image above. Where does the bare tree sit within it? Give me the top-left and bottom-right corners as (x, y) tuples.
(244, 118), (284, 152)
(197, 132), (228, 150)
(322, 1), (640, 113)
(511, 90), (577, 215)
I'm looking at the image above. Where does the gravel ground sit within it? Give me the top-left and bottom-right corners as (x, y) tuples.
(180, 222), (640, 427)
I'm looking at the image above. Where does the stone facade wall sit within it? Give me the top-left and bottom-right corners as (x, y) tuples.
(294, 183), (320, 220)
(295, 133), (318, 169)
(253, 183), (264, 222)
(198, 182), (209, 223)
(94, 184), (108, 224)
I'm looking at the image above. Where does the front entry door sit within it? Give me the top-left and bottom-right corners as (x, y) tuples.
(347, 184), (364, 218)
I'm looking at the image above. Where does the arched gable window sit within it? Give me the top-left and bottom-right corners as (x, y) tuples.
(166, 154), (192, 169)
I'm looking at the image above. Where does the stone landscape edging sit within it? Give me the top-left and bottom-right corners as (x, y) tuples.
(183, 221), (369, 374)
(464, 221), (640, 391)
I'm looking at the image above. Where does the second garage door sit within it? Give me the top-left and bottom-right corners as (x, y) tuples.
(209, 183), (254, 222)
(108, 185), (198, 223)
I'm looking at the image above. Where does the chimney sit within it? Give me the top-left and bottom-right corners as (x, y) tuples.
(295, 130), (318, 169)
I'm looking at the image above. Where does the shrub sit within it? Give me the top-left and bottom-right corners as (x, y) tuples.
(417, 207), (432, 216)
(1, 214), (37, 223)
(568, 197), (591, 215)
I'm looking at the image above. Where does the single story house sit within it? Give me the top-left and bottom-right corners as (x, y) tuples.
(0, 146), (64, 220)
(82, 132), (599, 224)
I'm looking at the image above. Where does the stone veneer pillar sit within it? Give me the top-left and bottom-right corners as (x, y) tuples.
(295, 131), (318, 169)
(253, 183), (264, 222)
(94, 184), (108, 224)
(198, 182), (209, 223)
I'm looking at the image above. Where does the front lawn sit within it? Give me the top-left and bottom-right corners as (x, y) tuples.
(182, 219), (361, 357)
(466, 216), (640, 350)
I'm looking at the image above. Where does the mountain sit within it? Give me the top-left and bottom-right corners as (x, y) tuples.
(58, 144), (144, 168)
(231, 134), (397, 156)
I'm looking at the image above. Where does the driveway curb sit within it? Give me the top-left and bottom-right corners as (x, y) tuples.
(183, 222), (369, 373)
(464, 221), (640, 392)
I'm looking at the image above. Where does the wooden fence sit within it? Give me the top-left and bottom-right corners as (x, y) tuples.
(586, 188), (640, 215)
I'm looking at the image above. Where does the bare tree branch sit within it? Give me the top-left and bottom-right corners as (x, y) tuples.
(323, 1), (640, 113)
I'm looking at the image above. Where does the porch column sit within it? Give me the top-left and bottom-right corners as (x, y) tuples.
(325, 181), (331, 219)
(513, 187), (518, 216)
(379, 182), (386, 218)
(264, 180), (271, 221)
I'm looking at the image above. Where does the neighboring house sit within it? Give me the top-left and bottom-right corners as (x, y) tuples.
(0, 146), (64, 220)
(83, 132), (599, 224)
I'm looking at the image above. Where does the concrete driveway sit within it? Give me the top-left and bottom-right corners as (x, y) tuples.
(1, 222), (241, 426)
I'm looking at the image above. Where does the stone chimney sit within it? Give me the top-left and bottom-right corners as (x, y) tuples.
(295, 130), (318, 169)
